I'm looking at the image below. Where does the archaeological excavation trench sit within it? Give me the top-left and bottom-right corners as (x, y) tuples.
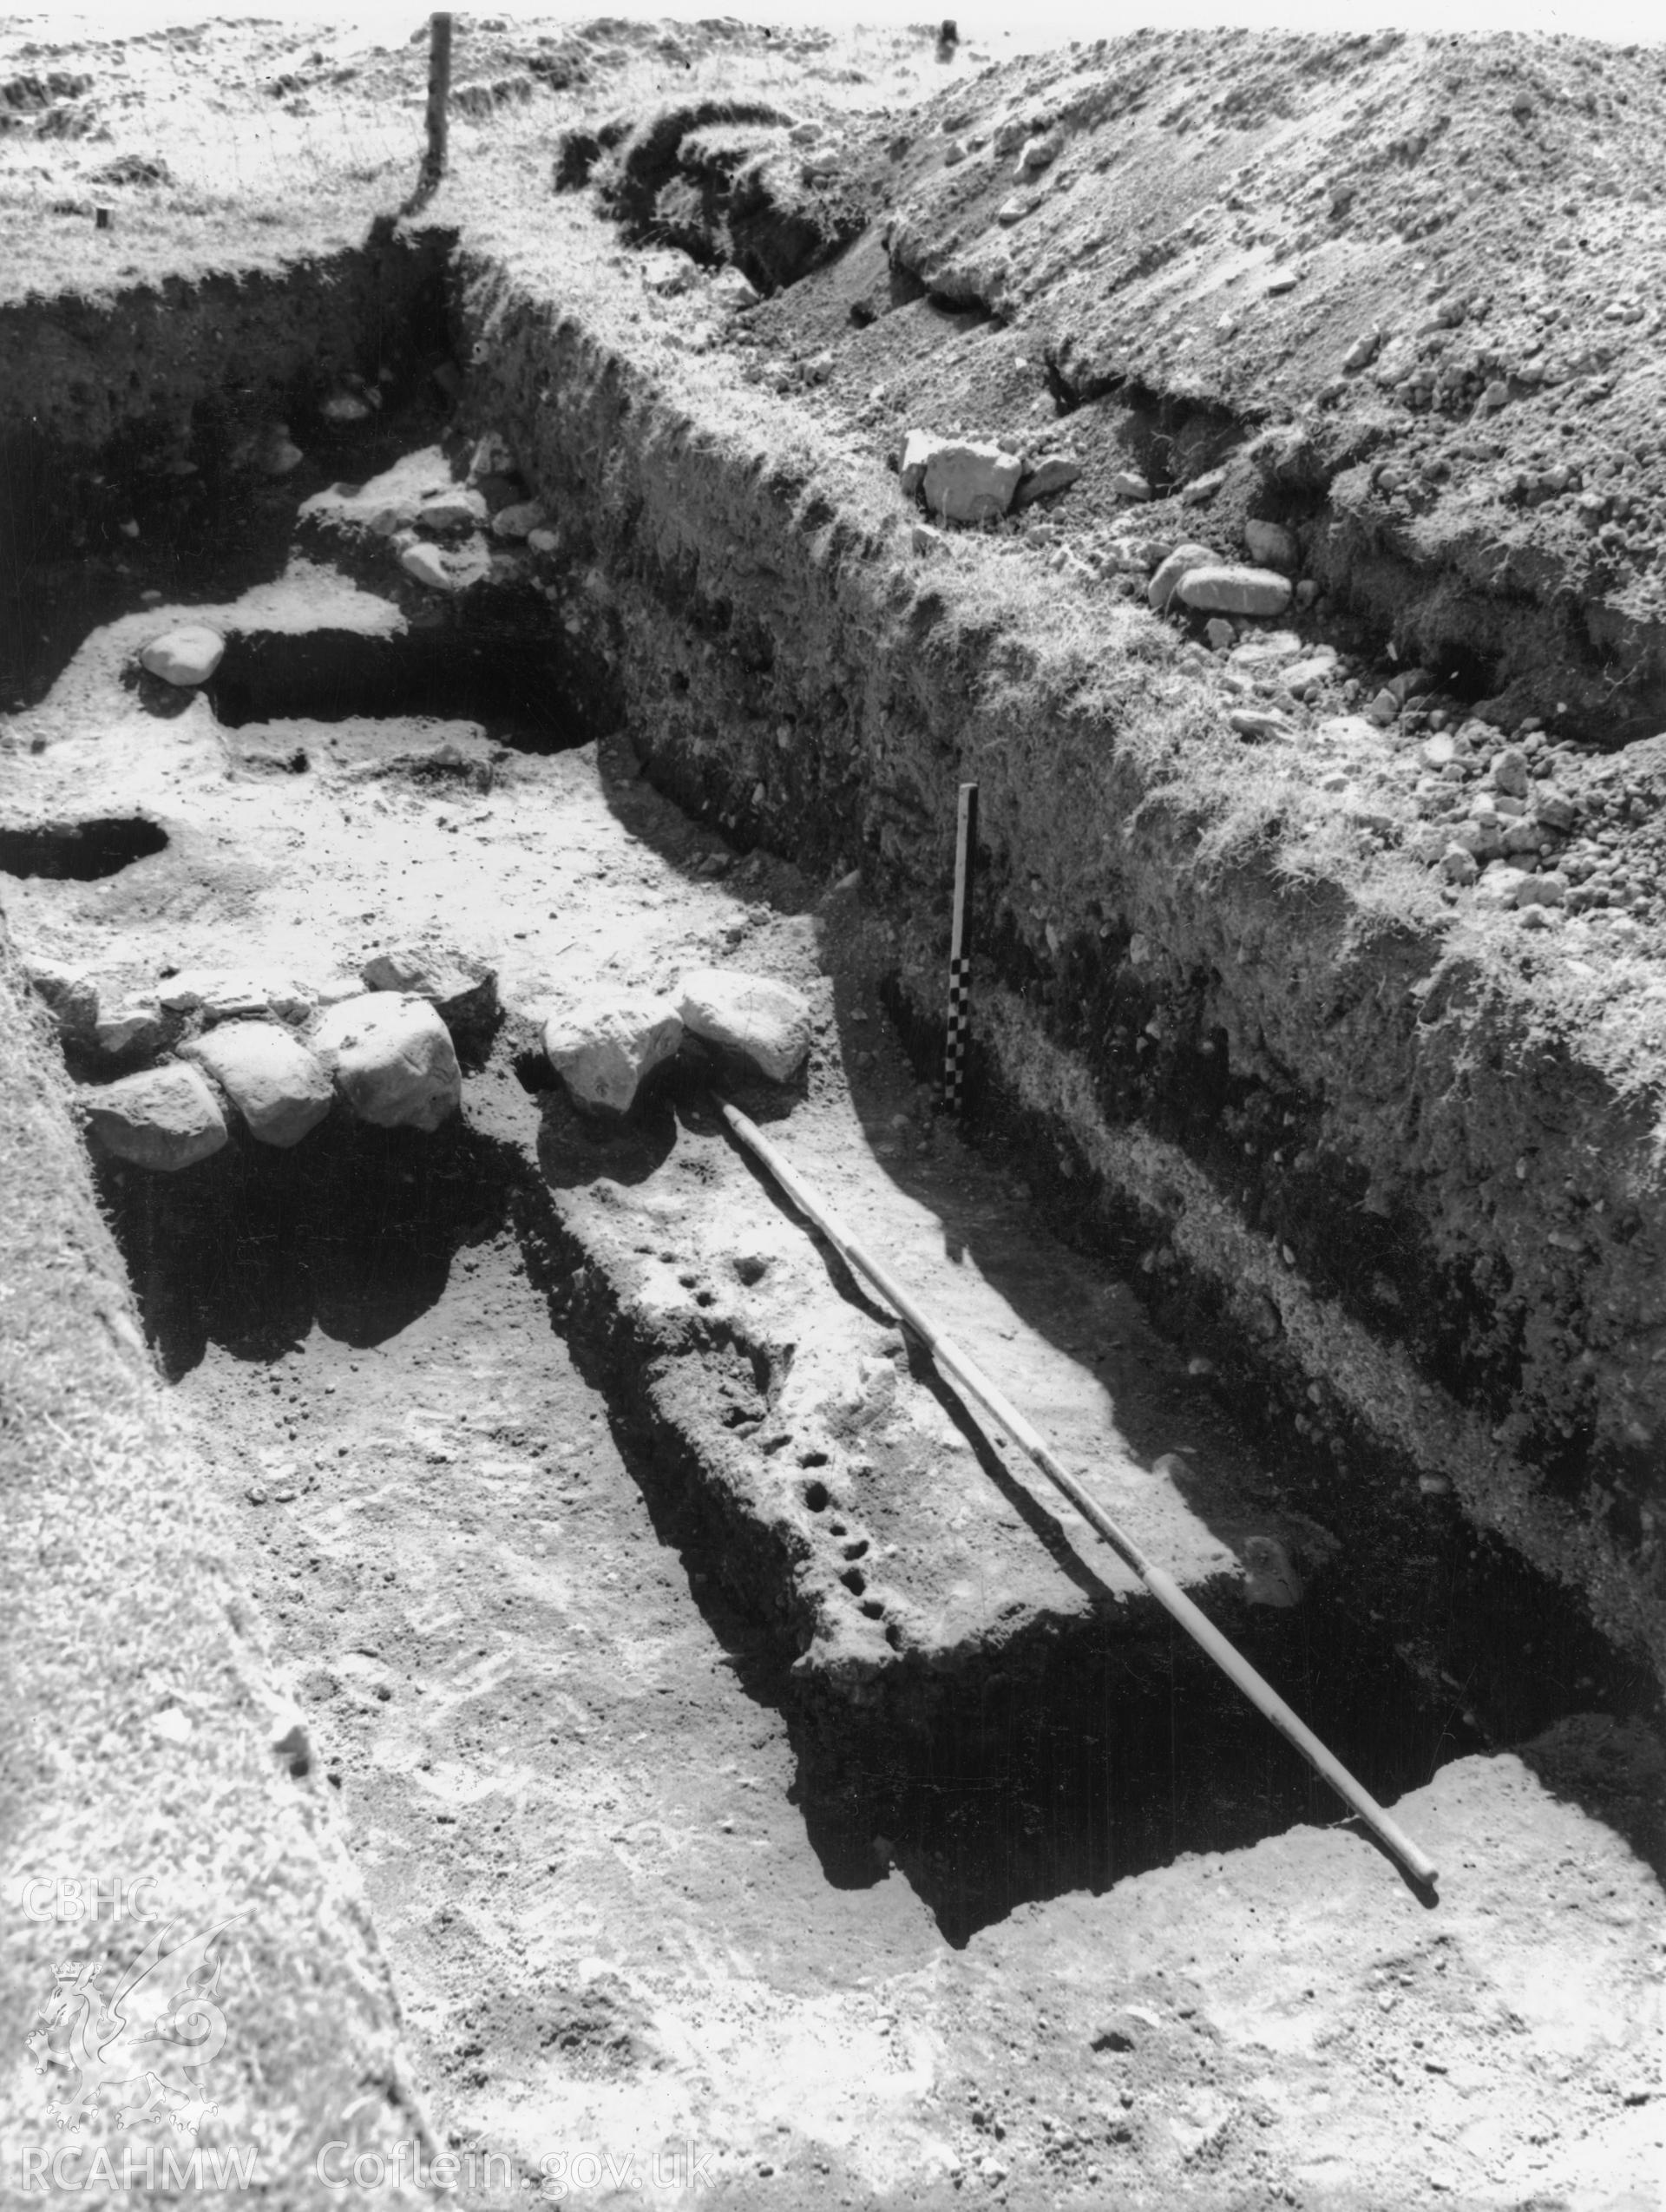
(5, 65), (1665, 2200)
(88, 1065), (1643, 1929)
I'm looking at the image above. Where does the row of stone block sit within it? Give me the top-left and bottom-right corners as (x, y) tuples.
(69, 959), (814, 1167)
(80, 994), (462, 1171)
(543, 967), (812, 1112)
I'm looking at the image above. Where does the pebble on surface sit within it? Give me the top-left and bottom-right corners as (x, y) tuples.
(1177, 566), (1294, 618)
(710, 266), (761, 312)
(1241, 1535), (1305, 1606)
(490, 500), (546, 541)
(1147, 542), (1218, 614)
(93, 1001), (166, 1057)
(417, 486), (489, 534)
(156, 970), (307, 1021)
(361, 947), (497, 1026)
(919, 440), (1024, 524)
(1243, 519), (1297, 571)
(1013, 455), (1083, 507)
(23, 957), (99, 1046)
(399, 542), (453, 592)
(255, 424), (304, 476)
(898, 430), (935, 496)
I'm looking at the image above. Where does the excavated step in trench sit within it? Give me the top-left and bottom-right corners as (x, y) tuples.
(87, 1032), (1659, 2187)
(7, 366), (1663, 2201)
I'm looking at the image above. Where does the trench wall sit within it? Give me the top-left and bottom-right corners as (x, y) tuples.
(0, 920), (429, 2202)
(450, 240), (1666, 1686)
(0, 227), (453, 574)
(3, 215), (1661, 1689)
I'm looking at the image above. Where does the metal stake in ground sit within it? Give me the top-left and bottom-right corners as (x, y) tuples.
(942, 781), (978, 1116)
(715, 1096), (1440, 1894)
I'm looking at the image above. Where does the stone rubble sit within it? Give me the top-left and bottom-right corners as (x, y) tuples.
(1177, 565), (1295, 619)
(490, 499), (546, 541)
(82, 1062), (229, 1171)
(677, 968), (812, 1082)
(138, 624), (225, 686)
(398, 542), (453, 592)
(993, 505), (1663, 929)
(543, 992), (685, 1114)
(917, 438), (1024, 525)
(180, 1021), (334, 1148)
(1013, 455), (1082, 508)
(156, 969), (312, 1022)
(360, 946), (498, 1028)
(310, 993), (462, 1132)
(1147, 542), (1218, 614)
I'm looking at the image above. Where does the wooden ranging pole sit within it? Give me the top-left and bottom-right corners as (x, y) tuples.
(941, 781), (979, 1117)
(404, 13), (453, 213)
(715, 1095), (1440, 1894)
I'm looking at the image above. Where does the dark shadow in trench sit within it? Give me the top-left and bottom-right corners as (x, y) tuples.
(1, 392), (456, 717)
(200, 627), (587, 752)
(94, 1113), (508, 1380)
(591, 727), (823, 903)
(797, 903), (1666, 1887)
(508, 1091), (1470, 1942)
(584, 1326), (1479, 1946)
(531, 1084), (679, 1191)
(89, 1077), (1466, 1941)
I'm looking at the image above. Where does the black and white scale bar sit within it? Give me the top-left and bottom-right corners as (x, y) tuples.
(942, 781), (979, 1116)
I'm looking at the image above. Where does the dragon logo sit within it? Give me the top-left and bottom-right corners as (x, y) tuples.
(23, 1918), (239, 2136)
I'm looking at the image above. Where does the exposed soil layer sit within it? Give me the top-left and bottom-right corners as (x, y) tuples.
(451, 228), (1666, 1688)
(729, 30), (1666, 739)
(0, 229), (455, 714)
